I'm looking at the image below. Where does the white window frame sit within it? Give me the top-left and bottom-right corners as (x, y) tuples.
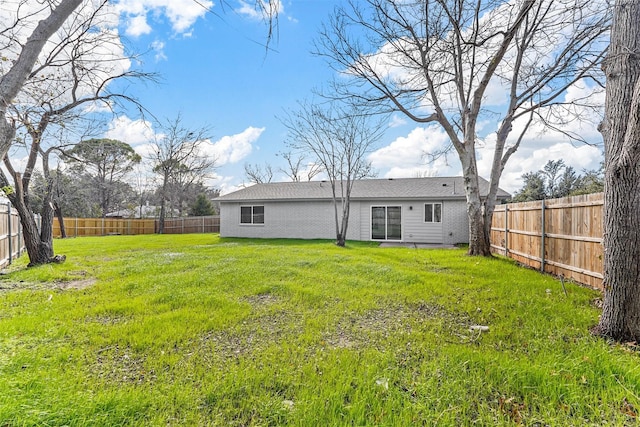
(240, 205), (264, 225)
(424, 203), (442, 223)
(370, 205), (402, 241)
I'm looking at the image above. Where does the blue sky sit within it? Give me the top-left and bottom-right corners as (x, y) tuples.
(6, 0), (605, 195)
(106, 0), (361, 193)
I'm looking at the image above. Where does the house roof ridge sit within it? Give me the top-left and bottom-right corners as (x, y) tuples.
(216, 176), (509, 202)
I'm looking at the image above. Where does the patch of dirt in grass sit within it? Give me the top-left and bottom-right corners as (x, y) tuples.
(323, 302), (470, 350)
(0, 269), (96, 292)
(57, 278), (97, 290)
(85, 313), (131, 325)
(0, 277), (97, 292)
(200, 310), (303, 359)
(92, 345), (155, 384)
(242, 293), (280, 307)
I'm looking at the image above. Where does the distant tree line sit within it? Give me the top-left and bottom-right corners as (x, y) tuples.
(27, 137), (219, 220)
(510, 160), (604, 203)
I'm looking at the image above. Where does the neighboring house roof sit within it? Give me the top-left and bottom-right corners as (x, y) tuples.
(106, 205), (164, 218)
(216, 177), (510, 202)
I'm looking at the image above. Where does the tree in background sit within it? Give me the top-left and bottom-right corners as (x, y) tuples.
(511, 159), (604, 202)
(279, 151), (323, 182)
(244, 162), (274, 184)
(64, 138), (141, 217)
(244, 151), (323, 185)
(282, 100), (384, 247)
(595, 0), (640, 342)
(150, 116), (215, 233)
(512, 171), (546, 202)
(189, 194), (216, 216)
(316, 0), (609, 256)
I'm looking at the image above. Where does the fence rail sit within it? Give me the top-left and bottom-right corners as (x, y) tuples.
(490, 193), (604, 289)
(0, 203), (27, 268)
(53, 216), (220, 238)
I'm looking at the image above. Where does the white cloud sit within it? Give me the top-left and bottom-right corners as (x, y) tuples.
(211, 174), (247, 195)
(114, 0), (213, 35)
(492, 142), (602, 194)
(202, 127), (265, 165)
(125, 14), (152, 37)
(236, 0), (283, 21)
(388, 115), (407, 128)
(105, 116), (156, 145)
(151, 40), (167, 61)
(369, 125), (457, 177)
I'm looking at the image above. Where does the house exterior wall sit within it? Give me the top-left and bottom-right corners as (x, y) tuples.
(356, 199), (468, 244)
(219, 200), (361, 240)
(220, 198), (471, 244)
(441, 199), (469, 245)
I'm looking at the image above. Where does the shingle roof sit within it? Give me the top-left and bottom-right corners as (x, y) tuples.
(216, 177), (510, 202)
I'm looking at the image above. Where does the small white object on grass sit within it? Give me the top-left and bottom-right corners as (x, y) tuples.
(375, 378), (389, 390)
(469, 325), (489, 332)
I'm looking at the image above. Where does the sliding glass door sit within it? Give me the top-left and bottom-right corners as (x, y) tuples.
(371, 206), (402, 240)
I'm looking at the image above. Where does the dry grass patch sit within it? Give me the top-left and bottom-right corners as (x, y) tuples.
(201, 310), (304, 360)
(92, 345), (156, 385)
(323, 302), (471, 350)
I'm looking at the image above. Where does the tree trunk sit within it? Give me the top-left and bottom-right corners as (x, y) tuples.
(461, 150), (492, 256)
(5, 172), (63, 266)
(38, 191), (56, 261)
(158, 199), (166, 234)
(595, 0), (640, 341)
(9, 194), (54, 266)
(54, 201), (67, 238)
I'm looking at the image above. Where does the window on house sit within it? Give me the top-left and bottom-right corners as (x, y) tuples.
(425, 203), (442, 223)
(240, 205), (264, 224)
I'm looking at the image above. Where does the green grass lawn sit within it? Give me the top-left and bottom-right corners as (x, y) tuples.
(0, 234), (637, 426)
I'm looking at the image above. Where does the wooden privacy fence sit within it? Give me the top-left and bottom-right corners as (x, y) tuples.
(490, 193), (604, 289)
(0, 203), (27, 268)
(53, 216), (220, 238)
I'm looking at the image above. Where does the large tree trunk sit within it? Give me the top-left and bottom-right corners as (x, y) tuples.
(595, 0), (640, 341)
(8, 175), (57, 266)
(461, 151), (492, 256)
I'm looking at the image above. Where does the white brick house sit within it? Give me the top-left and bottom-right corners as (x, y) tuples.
(215, 177), (509, 245)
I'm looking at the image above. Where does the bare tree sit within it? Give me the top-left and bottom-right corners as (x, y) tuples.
(595, 0), (640, 342)
(0, 0), (83, 162)
(282, 100), (384, 247)
(244, 162), (274, 184)
(150, 115), (216, 233)
(316, 0), (609, 255)
(279, 151), (323, 182)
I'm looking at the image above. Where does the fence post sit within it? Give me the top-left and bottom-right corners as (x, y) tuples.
(202, 216), (205, 233)
(7, 202), (12, 265)
(182, 217), (184, 234)
(17, 207), (21, 258)
(540, 199), (546, 273)
(504, 204), (509, 257)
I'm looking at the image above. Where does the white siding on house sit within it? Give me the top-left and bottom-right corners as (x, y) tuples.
(220, 198), (471, 244)
(355, 199), (470, 244)
(441, 200), (469, 245)
(220, 200), (362, 240)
